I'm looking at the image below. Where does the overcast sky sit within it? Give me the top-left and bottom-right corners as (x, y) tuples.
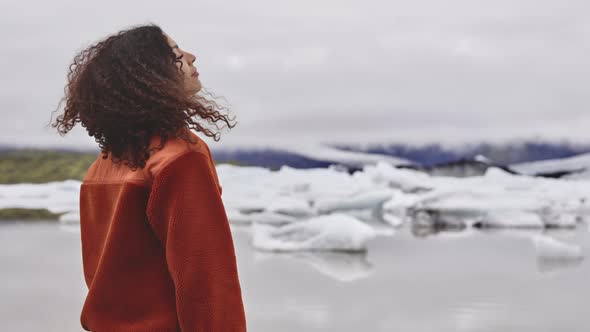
(1, 0), (589, 150)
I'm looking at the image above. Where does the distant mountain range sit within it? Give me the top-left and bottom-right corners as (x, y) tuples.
(328, 141), (590, 167)
(3, 141), (590, 171)
(210, 141), (590, 170)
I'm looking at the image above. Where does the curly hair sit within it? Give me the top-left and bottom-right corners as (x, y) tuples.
(48, 22), (236, 170)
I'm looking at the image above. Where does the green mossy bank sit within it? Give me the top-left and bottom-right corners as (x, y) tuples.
(0, 208), (65, 221)
(0, 149), (97, 184)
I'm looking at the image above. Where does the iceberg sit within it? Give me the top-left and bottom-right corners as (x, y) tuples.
(266, 196), (314, 217)
(531, 235), (585, 273)
(0, 179), (81, 214)
(250, 213), (379, 252)
(532, 235), (584, 260)
(276, 142), (413, 168)
(314, 188), (395, 214)
(225, 209), (253, 225)
(246, 211), (300, 225)
(510, 153), (590, 177)
(3, 151), (590, 250)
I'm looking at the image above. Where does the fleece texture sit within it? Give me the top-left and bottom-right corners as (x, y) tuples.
(78, 128), (247, 331)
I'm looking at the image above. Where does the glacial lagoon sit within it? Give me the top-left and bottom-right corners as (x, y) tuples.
(1, 220), (589, 332)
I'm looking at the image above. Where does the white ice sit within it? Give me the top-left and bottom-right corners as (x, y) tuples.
(531, 234), (585, 273)
(510, 153), (590, 177)
(250, 213), (379, 252)
(0, 179), (81, 214)
(3, 154), (590, 251)
(276, 143), (412, 168)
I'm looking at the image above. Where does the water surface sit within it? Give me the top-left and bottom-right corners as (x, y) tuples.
(1, 221), (588, 331)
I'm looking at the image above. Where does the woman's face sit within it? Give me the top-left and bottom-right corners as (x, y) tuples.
(163, 32), (201, 95)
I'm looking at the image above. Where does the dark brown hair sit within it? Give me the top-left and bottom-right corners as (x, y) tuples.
(49, 22), (236, 170)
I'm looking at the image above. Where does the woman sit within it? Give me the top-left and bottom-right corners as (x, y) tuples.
(51, 23), (247, 331)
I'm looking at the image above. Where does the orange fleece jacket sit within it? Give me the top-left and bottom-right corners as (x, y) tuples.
(78, 128), (247, 331)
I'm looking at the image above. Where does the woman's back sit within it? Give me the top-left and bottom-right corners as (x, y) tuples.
(79, 129), (246, 331)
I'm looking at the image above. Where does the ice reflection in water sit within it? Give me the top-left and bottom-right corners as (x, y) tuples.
(7, 217), (586, 331)
(238, 223), (590, 332)
(253, 250), (374, 282)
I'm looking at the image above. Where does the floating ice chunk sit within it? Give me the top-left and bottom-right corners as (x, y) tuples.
(221, 191), (272, 214)
(227, 209), (301, 225)
(510, 152), (590, 176)
(226, 209), (253, 225)
(382, 192), (422, 226)
(271, 165), (369, 202)
(251, 213), (378, 252)
(532, 235), (585, 273)
(267, 196), (313, 217)
(249, 211), (300, 225)
(0, 180), (81, 213)
(344, 208), (380, 222)
(383, 191), (422, 211)
(216, 164), (272, 185)
(277, 143), (411, 168)
(532, 235), (584, 259)
(362, 162), (432, 192)
(314, 189), (394, 214)
(332, 209), (398, 236)
(382, 213), (404, 227)
(418, 188), (548, 213)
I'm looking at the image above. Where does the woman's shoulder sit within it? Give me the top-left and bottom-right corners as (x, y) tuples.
(145, 128), (212, 180)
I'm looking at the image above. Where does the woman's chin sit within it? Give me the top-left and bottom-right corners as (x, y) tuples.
(187, 84), (201, 95)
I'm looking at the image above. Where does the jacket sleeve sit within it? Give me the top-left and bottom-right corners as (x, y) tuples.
(146, 150), (246, 331)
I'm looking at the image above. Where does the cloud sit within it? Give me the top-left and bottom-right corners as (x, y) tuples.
(1, 0), (589, 149)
